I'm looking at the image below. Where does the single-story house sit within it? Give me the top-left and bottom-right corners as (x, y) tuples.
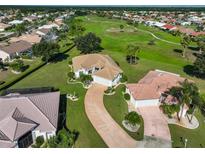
(23, 16), (38, 22)
(161, 24), (177, 31)
(72, 54), (123, 87)
(0, 22), (11, 31)
(126, 70), (188, 117)
(9, 33), (42, 45)
(36, 28), (50, 36)
(8, 20), (24, 25)
(0, 91), (60, 148)
(0, 40), (32, 61)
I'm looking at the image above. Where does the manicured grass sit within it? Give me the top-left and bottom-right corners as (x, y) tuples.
(0, 58), (42, 89)
(8, 15), (205, 147)
(169, 109), (205, 148)
(11, 48), (107, 148)
(104, 85), (144, 140)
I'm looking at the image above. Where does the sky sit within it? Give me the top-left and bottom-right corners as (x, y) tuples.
(1, 0), (205, 6)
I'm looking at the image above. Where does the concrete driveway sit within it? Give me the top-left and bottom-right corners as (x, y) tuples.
(84, 84), (137, 148)
(137, 106), (171, 142)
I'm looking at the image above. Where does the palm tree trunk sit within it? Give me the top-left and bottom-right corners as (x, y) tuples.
(189, 106), (196, 123)
(182, 47), (186, 57)
(179, 104), (185, 121)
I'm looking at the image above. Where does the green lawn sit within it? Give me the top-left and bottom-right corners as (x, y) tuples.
(11, 48), (107, 148)
(104, 85), (144, 141)
(7, 15), (205, 147)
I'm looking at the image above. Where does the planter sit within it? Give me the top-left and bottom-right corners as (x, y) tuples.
(122, 120), (140, 132)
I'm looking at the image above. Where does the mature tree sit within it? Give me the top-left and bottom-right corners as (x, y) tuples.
(119, 24), (124, 32)
(168, 79), (200, 122)
(193, 52), (205, 76)
(124, 111), (141, 126)
(15, 23), (26, 36)
(10, 59), (25, 72)
(67, 18), (85, 37)
(32, 41), (60, 62)
(74, 32), (101, 54)
(180, 35), (191, 57)
(126, 44), (141, 64)
(196, 39), (205, 54)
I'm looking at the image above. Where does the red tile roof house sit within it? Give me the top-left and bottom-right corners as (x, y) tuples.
(126, 70), (189, 117)
(0, 40), (32, 61)
(0, 91), (60, 148)
(161, 24), (177, 31)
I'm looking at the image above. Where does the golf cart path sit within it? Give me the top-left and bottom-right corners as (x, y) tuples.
(84, 84), (137, 148)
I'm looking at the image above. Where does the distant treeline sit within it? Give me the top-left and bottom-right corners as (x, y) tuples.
(0, 5), (204, 12)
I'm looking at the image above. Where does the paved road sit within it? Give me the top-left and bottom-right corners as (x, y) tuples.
(84, 84), (137, 148)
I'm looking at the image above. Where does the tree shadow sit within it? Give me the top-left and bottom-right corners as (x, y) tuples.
(188, 46), (199, 51)
(57, 94), (80, 143)
(183, 65), (205, 79)
(51, 53), (69, 63)
(173, 49), (183, 54)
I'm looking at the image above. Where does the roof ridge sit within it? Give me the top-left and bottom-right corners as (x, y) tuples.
(26, 96), (56, 129)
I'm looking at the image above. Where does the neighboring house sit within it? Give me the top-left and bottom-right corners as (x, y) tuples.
(126, 70), (188, 117)
(161, 24), (177, 31)
(38, 22), (60, 30)
(23, 16), (38, 22)
(36, 28), (50, 36)
(72, 54), (123, 87)
(0, 40), (32, 61)
(9, 33), (42, 45)
(8, 20), (24, 25)
(0, 23), (11, 31)
(0, 91), (60, 148)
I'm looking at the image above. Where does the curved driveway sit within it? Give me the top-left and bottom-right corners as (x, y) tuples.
(84, 84), (137, 148)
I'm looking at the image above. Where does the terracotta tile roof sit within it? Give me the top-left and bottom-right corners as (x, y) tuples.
(0, 40), (32, 54)
(72, 54), (123, 80)
(162, 24), (176, 30)
(0, 92), (60, 148)
(126, 70), (185, 100)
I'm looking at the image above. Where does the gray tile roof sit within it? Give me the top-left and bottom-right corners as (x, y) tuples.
(0, 91), (60, 148)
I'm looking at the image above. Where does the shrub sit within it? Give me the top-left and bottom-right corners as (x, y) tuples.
(68, 60), (73, 65)
(104, 86), (115, 94)
(124, 93), (130, 100)
(79, 74), (93, 84)
(160, 104), (180, 118)
(35, 136), (44, 148)
(67, 72), (75, 80)
(10, 59), (26, 72)
(125, 111), (141, 126)
(0, 81), (5, 85)
(120, 74), (128, 83)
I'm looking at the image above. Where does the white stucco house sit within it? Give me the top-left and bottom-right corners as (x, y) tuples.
(126, 70), (189, 117)
(0, 91), (60, 148)
(72, 54), (123, 87)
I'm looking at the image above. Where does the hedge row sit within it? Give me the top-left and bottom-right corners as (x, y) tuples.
(0, 44), (75, 92)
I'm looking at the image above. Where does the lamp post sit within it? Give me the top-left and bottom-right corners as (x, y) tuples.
(184, 138), (188, 148)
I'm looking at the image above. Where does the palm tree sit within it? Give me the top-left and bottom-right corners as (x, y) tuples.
(126, 44), (141, 64)
(168, 79), (199, 121)
(180, 35), (191, 57)
(196, 38), (205, 54)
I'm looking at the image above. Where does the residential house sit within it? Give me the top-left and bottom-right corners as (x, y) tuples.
(23, 16), (38, 22)
(0, 91), (60, 148)
(9, 33), (42, 45)
(0, 23), (11, 31)
(72, 54), (123, 87)
(0, 40), (32, 61)
(8, 20), (24, 25)
(126, 70), (189, 117)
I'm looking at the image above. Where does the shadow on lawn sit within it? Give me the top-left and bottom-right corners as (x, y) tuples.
(183, 65), (205, 79)
(51, 53), (69, 63)
(57, 94), (79, 142)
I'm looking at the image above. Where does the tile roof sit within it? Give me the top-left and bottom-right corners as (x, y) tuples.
(0, 40), (32, 54)
(9, 33), (42, 44)
(126, 70), (186, 100)
(0, 92), (60, 148)
(72, 54), (123, 80)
